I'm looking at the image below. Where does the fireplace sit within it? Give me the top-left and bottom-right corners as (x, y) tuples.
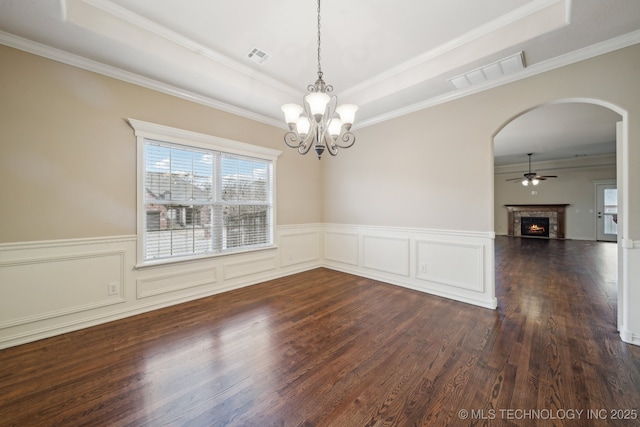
(504, 204), (569, 239)
(521, 217), (550, 237)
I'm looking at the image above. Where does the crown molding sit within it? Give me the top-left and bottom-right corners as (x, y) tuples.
(76, 0), (297, 98)
(0, 31), (284, 129)
(343, 0), (568, 98)
(357, 30), (640, 128)
(2, 26), (639, 131)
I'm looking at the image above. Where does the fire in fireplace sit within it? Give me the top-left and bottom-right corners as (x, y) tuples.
(521, 217), (550, 237)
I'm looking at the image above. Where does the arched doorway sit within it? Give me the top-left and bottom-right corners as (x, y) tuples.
(492, 98), (628, 338)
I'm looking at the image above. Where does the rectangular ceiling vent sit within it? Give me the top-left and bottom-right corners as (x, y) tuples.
(246, 47), (270, 65)
(447, 51), (525, 90)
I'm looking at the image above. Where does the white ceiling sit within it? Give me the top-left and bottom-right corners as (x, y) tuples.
(494, 103), (622, 166)
(1, 0), (639, 164)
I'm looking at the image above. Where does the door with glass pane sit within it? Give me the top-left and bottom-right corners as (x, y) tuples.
(596, 183), (617, 242)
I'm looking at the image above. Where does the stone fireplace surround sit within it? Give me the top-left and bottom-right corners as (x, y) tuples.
(504, 204), (569, 239)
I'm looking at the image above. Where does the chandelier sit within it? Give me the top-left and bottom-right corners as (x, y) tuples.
(281, 0), (358, 159)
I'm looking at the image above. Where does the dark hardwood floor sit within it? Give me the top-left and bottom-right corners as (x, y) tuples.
(1, 236), (639, 426)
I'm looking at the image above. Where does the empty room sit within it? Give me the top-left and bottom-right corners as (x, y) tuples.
(1, 0), (640, 425)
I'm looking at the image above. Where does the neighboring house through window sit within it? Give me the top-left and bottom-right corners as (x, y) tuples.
(129, 119), (281, 265)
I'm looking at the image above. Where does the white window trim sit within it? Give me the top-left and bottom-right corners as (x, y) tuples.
(128, 118), (281, 267)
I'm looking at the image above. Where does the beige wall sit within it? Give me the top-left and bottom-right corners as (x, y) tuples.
(1, 41), (639, 345)
(0, 45), (323, 244)
(2, 43), (637, 239)
(494, 155), (617, 240)
(323, 44), (640, 237)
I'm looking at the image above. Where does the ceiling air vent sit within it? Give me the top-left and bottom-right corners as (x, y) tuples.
(246, 47), (270, 65)
(447, 51), (525, 90)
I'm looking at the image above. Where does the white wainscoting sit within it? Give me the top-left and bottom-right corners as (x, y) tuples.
(324, 224), (497, 310)
(620, 240), (640, 346)
(0, 224), (500, 349)
(0, 225), (323, 349)
(0, 236), (136, 349)
(3, 225), (637, 350)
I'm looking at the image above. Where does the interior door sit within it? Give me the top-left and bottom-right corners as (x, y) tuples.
(595, 183), (618, 242)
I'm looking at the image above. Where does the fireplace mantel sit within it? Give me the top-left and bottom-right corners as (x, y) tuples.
(505, 204), (569, 239)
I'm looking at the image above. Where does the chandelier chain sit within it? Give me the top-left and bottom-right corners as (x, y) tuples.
(316, 0), (322, 78)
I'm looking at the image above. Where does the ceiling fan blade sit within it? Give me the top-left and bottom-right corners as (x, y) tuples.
(538, 175), (557, 178)
(505, 177), (524, 181)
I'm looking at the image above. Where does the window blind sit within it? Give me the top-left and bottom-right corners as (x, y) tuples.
(143, 139), (273, 261)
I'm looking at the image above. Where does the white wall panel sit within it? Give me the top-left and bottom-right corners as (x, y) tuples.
(279, 230), (320, 267)
(620, 242), (640, 345)
(0, 226), (322, 349)
(0, 250), (125, 328)
(362, 235), (410, 276)
(137, 266), (218, 298)
(224, 254), (278, 280)
(325, 232), (359, 266)
(416, 240), (484, 291)
(323, 224), (496, 309)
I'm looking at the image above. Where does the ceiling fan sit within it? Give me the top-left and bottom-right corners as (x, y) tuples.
(506, 153), (557, 186)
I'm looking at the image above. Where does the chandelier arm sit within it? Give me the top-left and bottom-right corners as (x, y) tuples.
(284, 118), (318, 150)
(283, 131), (304, 149)
(298, 142), (314, 156)
(333, 131), (356, 149)
(299, 122), (319, 154)
(326, 95), (337, 118)
(325, 138), (339, 156)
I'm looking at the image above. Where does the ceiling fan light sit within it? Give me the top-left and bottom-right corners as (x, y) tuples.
(522, 179), (529, 186)
(532, 178), (540, 185)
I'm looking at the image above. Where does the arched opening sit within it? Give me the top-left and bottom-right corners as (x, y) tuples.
(492, 98), (627, 336)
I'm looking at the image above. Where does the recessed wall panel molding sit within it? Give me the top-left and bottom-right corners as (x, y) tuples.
(279, 230), (321, 267)
(0, 237), (132, 329)
(322, 224), (495, 309)
(324, 232), (359, 266)
(362, 235), (410, 276)
(136, 266), (218, 299)
(223, 254), (278, 281)
(416, 240), (484, 292)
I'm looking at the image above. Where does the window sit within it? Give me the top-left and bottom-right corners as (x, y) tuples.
(603, 188), (618, 235)
(130, 119), (281, 265)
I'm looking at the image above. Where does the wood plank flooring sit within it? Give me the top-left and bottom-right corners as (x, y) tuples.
(1, 236), (639, 426)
